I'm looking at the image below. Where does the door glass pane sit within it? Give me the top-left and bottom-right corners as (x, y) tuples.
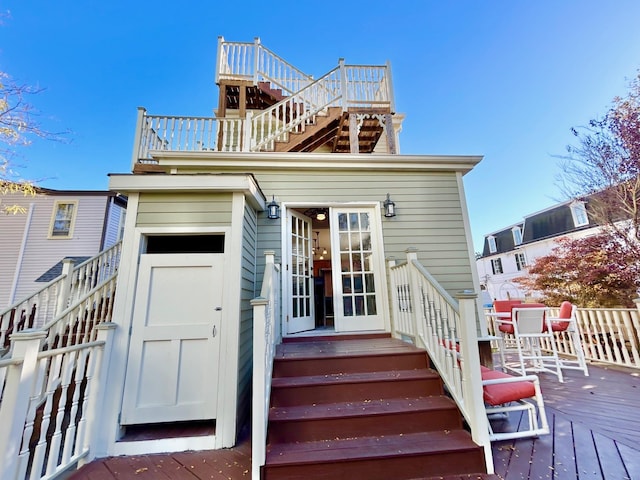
(291, 214), (312, 319)
(337, 211), (377, 317)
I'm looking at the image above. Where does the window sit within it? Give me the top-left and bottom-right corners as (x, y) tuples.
(491, 258), (503, 275)
(512, 226), (523, 246)
(49, 201), (77, 238)
(570, 201), (589, 227)
(515, 252), (527, 271)
(488, 236), (497, 254)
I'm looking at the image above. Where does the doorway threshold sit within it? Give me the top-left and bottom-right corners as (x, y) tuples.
(283, 330), (389, 342)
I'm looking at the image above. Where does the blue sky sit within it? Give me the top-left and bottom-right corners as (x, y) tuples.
(2, 1), (640, 252)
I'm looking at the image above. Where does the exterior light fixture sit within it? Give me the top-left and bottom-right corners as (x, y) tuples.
(267, 196), (280, 219)
(316, 212), (326, 221)
(383, 193), (396, 217)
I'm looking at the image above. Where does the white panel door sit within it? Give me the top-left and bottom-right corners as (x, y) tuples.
(331, 209), (385, 332)
(121, 253), (223, 425)
(286, 210), (315, 334)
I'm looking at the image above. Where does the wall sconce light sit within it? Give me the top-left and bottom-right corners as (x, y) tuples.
(383, 193), (396, 217)
(267, 196), (280, 219)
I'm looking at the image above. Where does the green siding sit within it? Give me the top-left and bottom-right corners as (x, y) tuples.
(136, 192), (233, 226)
(236, 203), (257, 431)
(251, 170), (474, 295)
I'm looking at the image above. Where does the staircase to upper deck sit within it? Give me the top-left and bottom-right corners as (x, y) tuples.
(262, 333), (495, 480)
(216, 38), (394, 154)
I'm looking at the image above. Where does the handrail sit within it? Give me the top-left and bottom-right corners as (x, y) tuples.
(0, 323), (116, 480)
(251, 251), (281, 480)
(1, 242), (122, 351)
(216, 37), (314, 96)
(250, 66), (342, 152)
(388, 249), (493, 474)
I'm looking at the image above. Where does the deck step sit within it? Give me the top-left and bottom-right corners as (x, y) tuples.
(263, 430), (486, 480)
(264, 335), (489, 479)
(273, 339), (429, 377)
(268, 395), (461, 443)
(270, 369), (443, 407)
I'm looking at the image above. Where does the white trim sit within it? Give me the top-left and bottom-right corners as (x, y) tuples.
(48, 199), (78, 239)
(148, 151), (482, 174)
(9, 203), (34, 304)
(109, 173), (266, 210)
(110, 434), (217, 456)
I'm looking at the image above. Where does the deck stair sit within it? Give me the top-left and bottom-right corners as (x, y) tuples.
(262, 333), (495, 480)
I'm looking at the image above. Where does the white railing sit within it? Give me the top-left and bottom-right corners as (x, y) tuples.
(1, 243), (122, 353)
(250, 66), (342, 151)
(0, 323), (116, 480)
(251, 251), (281, 480)
(135, 110), (246, 160)
(388, 249), (493, 474)
(216, 37), (314, 96)
(485, 302), (640, 370)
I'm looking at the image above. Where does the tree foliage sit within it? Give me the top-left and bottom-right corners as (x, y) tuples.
(0, 71), (60, 214)
(514, 234), (640, 308)
(559, 72), (640, 260)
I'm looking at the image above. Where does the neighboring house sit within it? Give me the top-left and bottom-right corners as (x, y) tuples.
(0, 187), (126, 308)
(476, 198), (599, 301)
(95, 38), (484, 460)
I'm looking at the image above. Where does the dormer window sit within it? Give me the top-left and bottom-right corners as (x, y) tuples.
(570, 201), (589, 227)
(488, 236), (497, 254)
(512, 226), (523, 246)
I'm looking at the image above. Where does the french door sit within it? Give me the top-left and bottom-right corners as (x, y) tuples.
(330, 208), (385, 332)
(286, 210), (314, 334)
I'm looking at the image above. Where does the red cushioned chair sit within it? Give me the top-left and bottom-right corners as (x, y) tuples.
(481, 365), (550, 441)
(547, 301), (589, 376)
(494, 305), (564, 382)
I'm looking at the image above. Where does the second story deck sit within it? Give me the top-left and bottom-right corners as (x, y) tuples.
(131, 37), (401, 171)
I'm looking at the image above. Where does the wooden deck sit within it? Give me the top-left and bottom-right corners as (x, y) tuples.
(69, 360), (640, 480)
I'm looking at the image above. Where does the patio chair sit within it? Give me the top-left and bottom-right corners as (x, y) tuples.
(548, 301), (589, 376)
(481, 365), (550, 441)
(495, 306), (564, 382)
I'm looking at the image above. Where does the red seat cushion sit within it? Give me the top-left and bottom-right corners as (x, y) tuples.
(481, 367), (537, 405)
(551, 301), (573, 331)
(497, 302), (545, 334)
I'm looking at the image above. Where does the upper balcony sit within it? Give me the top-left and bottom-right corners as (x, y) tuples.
(131, 38), (401, 171)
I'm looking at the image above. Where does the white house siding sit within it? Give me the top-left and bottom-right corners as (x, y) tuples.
(3, 192), (110, 304)
(236, 203), (257, 430)
(0, 205), (30, 307)
(251, 170), (474, 297)
(135, 192), (233, 226)
(102, 199), (126, 249)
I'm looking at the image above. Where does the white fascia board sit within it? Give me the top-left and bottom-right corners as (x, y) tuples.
(148, 151), (483, 174)
(107, 173), (266, 210)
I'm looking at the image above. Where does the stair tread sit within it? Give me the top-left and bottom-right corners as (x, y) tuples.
(271, 368), (439, 388)
(269, 395), (456, 422)
(265, 430), (479, 466)
(275, 337), (424, 360)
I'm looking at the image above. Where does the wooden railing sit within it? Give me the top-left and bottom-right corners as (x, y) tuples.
(1, 242), (122, 352)
(486, 301), (640, 369)
(0, 323), (116, 480)
(251, 251), (281, 480)
(216, 37), (314, 96)
(388, 249), (494, 475)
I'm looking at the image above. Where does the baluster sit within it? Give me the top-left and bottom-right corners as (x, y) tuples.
(45, 351), (76, 475)
(60, 349), (87, 465)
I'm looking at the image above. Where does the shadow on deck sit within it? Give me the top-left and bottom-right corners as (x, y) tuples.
(69, 361), (640, 480)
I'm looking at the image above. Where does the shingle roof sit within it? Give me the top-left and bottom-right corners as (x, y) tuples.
(35, 256), (91, 282)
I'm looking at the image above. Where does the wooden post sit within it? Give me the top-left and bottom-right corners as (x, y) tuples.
(384, 113), (397, 154)
(130, 107), (146, 169)
(0, 330), (47, 480)
(55, 258), (76, 317)
(349, 113), (359, 154)
(78, 322), (117, 468)
(456, 291), (494, 475)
